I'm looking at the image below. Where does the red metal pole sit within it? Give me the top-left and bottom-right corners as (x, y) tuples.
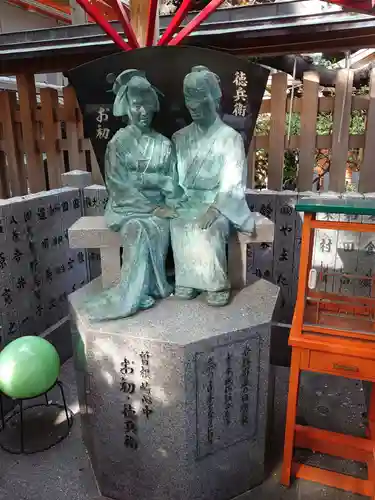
(168, 0), (224, 46)
(107, 0), (140, 47)
(158, 0), (192, 46)
(145, 0), (159, 46)
(75, 0), (132, 51)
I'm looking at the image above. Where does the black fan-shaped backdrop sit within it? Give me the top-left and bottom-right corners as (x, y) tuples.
(67, 46), (269, 180)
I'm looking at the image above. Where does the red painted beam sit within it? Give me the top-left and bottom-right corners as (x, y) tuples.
(17, 0), (70, 14)
(158, 0), (192, 46)
(325, 0), (375, 14)
(146, 0), (159, 46)
(76, 0), (132, 50)
(7, 0), (71, 22)
(168, 0), (224, 45)
(107, 0), (139, 47)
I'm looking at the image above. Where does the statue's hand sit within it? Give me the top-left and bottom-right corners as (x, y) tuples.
(153, 206), (178, 219)
(108, 222), (122, 232)
(238, 221), (257, 240)
(239, 228), (256, 239)
(239, 232), (255, 242)
(198, 207), (219, 230)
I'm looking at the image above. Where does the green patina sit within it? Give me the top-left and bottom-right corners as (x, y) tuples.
(85, 69), (180, 321)
(296, 197), (375, 216)
(171, 65), (255, 306)
(86, 66), (256, 321)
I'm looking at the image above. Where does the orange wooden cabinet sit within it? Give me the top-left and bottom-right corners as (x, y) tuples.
(281, 198), (375, 498)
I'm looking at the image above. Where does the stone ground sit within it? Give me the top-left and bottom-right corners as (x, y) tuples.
(0, 359), (366, 500)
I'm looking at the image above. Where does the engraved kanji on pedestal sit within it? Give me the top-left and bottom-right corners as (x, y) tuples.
(246, 190), (276, 284)
(83, 185), (108, 281)
(273, 191), (297, 310)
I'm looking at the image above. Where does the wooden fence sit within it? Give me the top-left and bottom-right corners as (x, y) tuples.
(0, 74), (102, 198)
(1, 69), (375, 198)
(249, 68), (375, 193)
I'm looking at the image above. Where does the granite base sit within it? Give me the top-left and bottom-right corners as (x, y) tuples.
(69, 279), (279, 500)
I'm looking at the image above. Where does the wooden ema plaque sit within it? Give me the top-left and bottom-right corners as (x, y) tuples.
(281, 197), (375, 498)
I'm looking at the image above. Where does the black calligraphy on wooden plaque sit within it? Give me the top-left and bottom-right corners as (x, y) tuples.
(232, 70), (248, 118)
(195, 332), (260, 458)
(68, 46), (269, 180)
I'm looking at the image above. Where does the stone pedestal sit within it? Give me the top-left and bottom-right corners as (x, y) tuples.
(69, 278), (279, 500)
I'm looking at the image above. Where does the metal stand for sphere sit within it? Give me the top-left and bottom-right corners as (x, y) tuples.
(0, 379), (73, 455)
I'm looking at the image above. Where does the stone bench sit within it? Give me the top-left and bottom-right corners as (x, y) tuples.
(69, 214), (274, 289)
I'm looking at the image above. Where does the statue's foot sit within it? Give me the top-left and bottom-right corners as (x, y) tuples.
(151, 283), (173, 300)
(206, 290), (230, 307)
(84, 288), (139, 321)
(174, 286), (199, 300)
(85, 291), (112, 320)
(139, 295), (156, 310)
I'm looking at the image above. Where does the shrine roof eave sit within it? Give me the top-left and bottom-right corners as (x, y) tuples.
(1, 0), (375, 75)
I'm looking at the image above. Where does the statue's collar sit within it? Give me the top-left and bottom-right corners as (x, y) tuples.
(193, 116), (222, 136)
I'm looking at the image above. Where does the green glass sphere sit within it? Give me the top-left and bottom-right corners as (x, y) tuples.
(0, 336), (60, 399)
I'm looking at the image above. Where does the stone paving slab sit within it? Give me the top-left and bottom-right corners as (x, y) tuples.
(0, 359), (99, 500)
